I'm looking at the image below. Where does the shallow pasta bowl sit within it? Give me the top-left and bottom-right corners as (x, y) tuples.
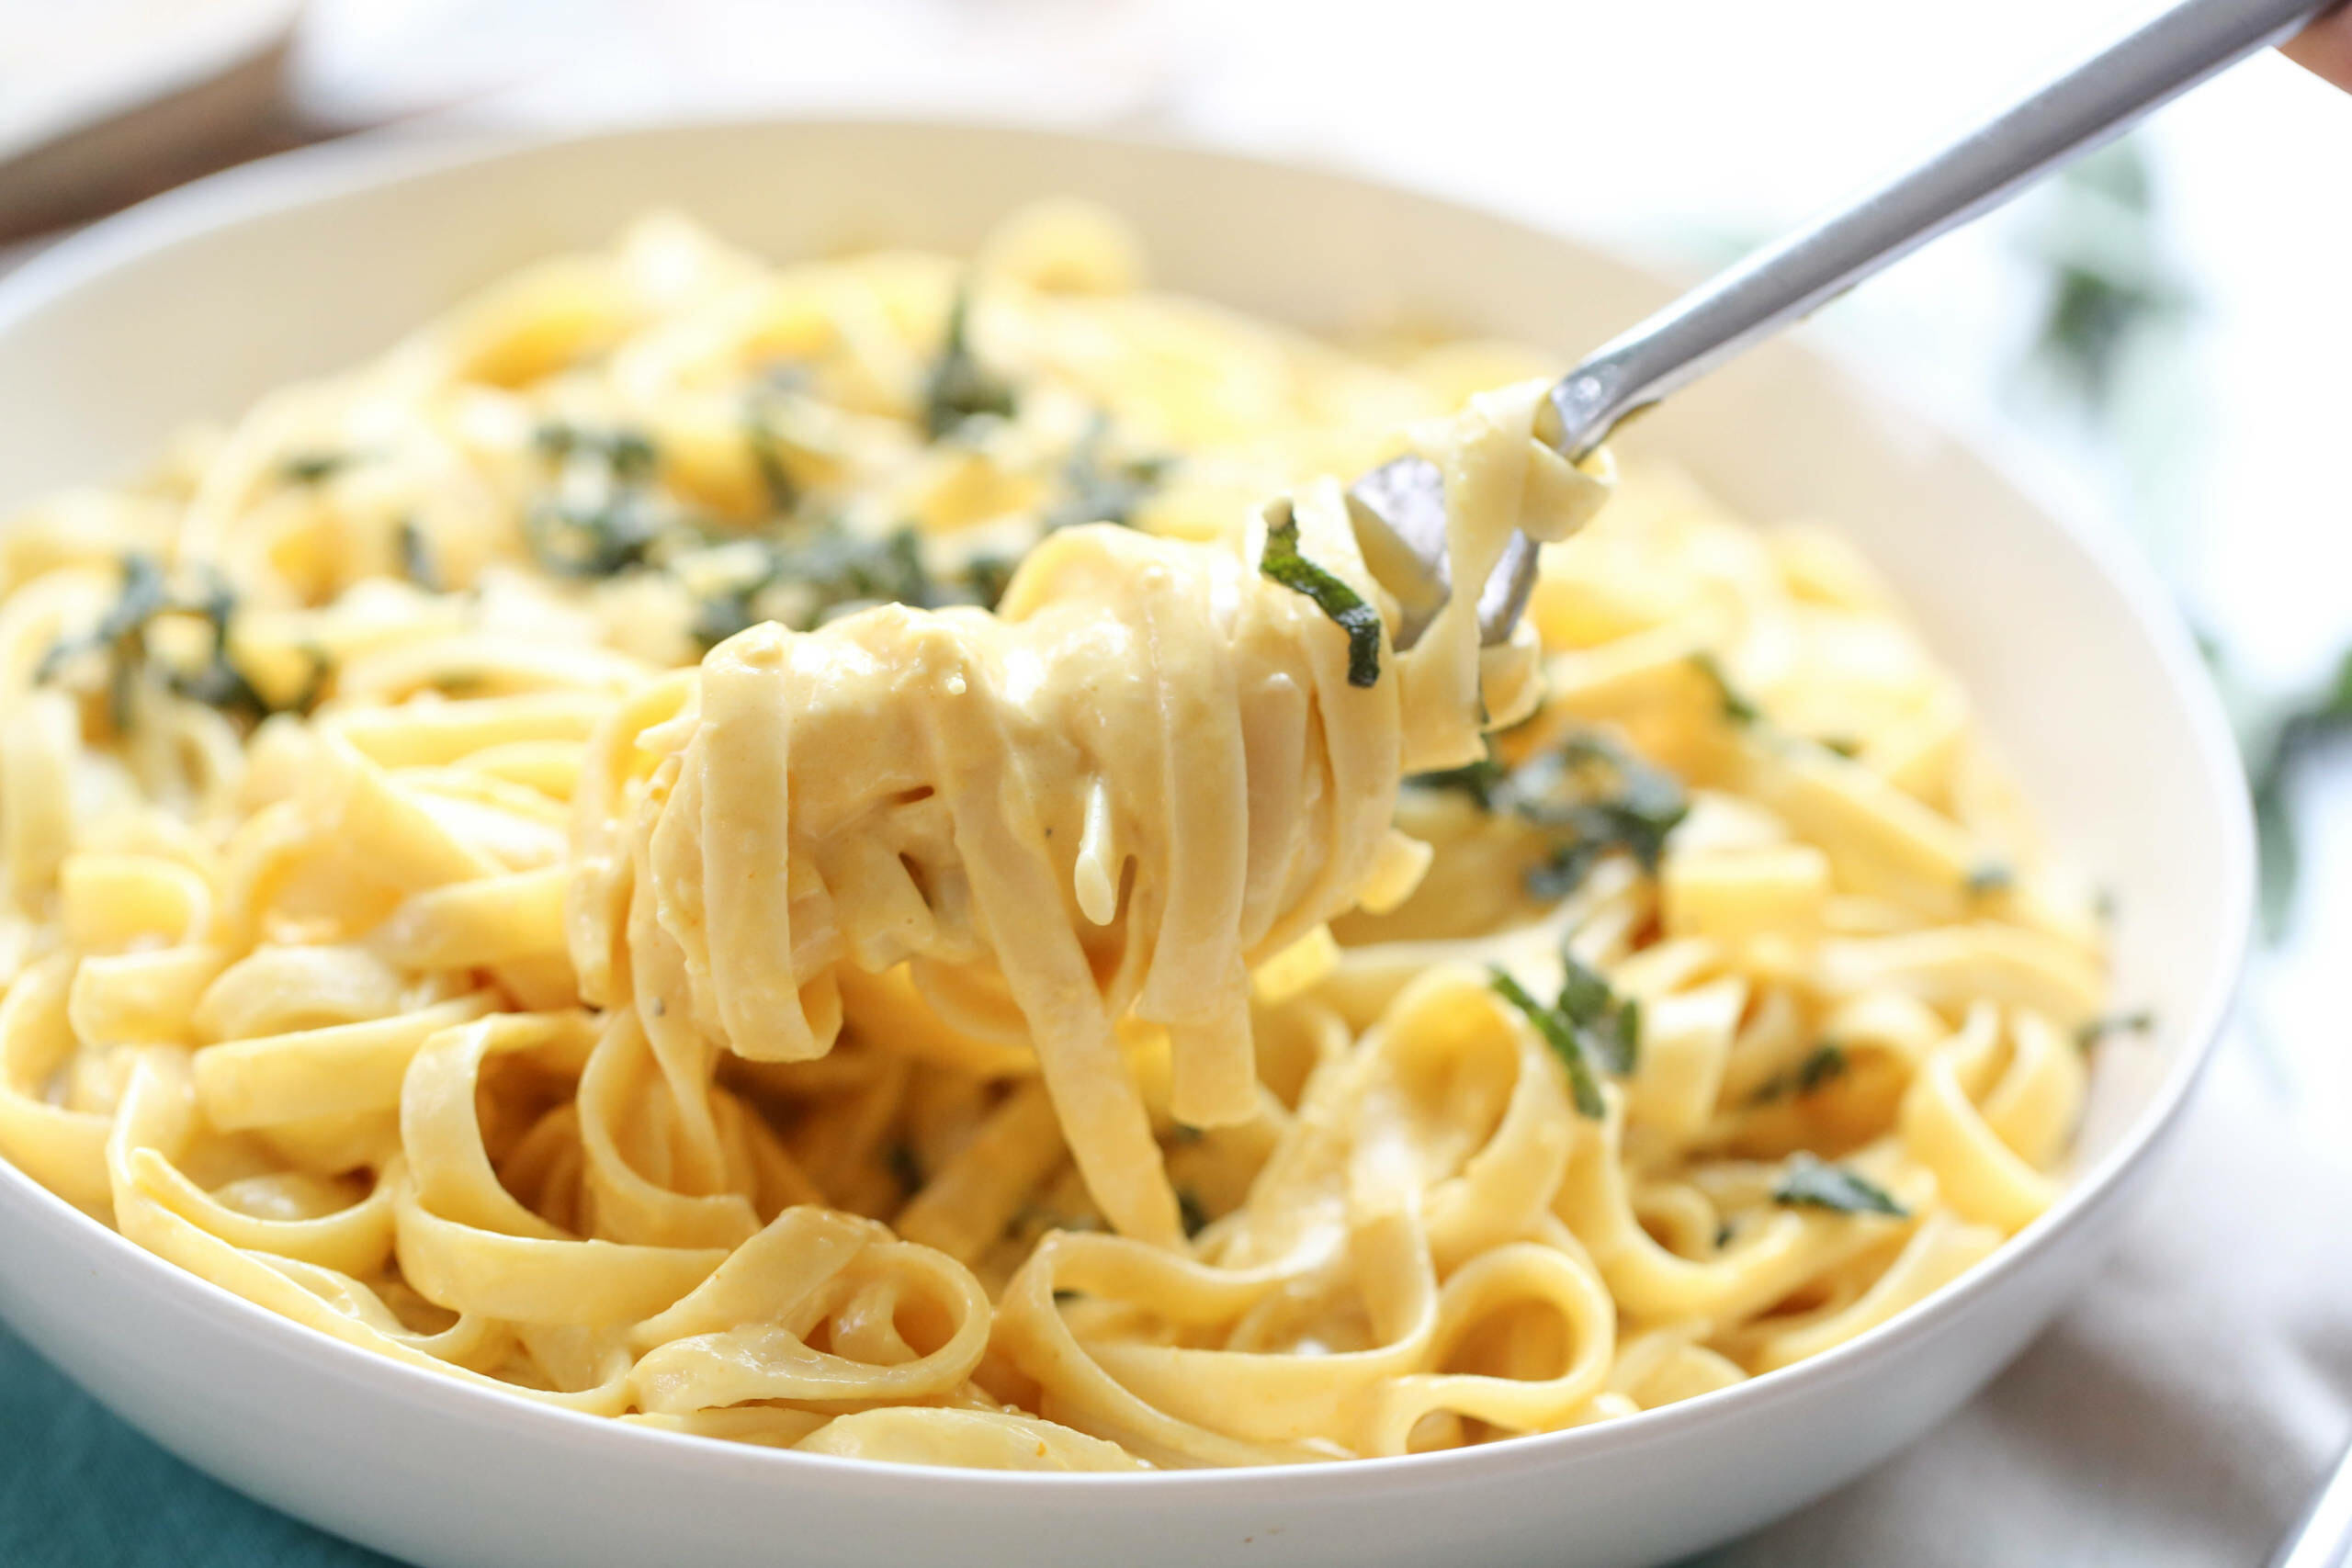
(0, 119), (2254, 1568)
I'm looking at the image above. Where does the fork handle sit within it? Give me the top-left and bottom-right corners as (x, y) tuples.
(2270, 1431), (2352, 1568)
(1543, 0), (2341, 459)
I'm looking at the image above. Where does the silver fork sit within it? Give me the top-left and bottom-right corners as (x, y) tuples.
(2271, 1432), (2352, 1568)
(1348, 0), (2343, 649)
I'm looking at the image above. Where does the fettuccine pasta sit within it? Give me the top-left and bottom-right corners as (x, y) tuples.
(0, 202), (2111, 1470)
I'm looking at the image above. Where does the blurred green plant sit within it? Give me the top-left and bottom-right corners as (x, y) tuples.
(2016, 140), (2350, 942)
(2224, 645), (2352, 940)
(2018, 140), (2195, 418)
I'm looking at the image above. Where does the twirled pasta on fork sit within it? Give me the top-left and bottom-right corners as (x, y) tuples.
(0, 202), (2109, 1470)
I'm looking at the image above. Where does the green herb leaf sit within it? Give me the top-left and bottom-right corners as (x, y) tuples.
(33, 556), (326, 729)
(742, 405), (801, 516)
(1045, 413), (1167, 532)
(1555, 954), (1612, 1028)
(1772, 1152), (1907, 1218)
(535, 421), (658, 479)
(1798, 1042), (1849, 1093)
(397, 518), (442, 593)
(686, 523), (948, 651)
(1410, 753), (1510, 811)
(526, 491), (664, 578)
(1488, 966), (1607, 1119)
(1177, 1187), (1211, 1239)
(59, 553), (169, 731)
(281, 451), (353, 486)
(526, 422), (668, 580)
(1748, 1042), (1849, 1106)
(922, 285), (1017, 441)
(1555, 953), (1640, 1077)
(95, 553), (170, 646)
(2074, 1010), (2154, 1052)
(1420, 729), (1689, 902)
(1965, 862), (2014, 897)
(1260, 504), (1382, 689)
(960, 553), (1017, 613)
(1690, 652), (1760, 726)
(689, 589), (762, 651)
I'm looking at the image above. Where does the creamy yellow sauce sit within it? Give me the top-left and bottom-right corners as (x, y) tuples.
(0, 202), (2106, 1469)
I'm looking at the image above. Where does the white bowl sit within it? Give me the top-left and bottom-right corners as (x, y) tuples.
(0, 120), (2254, 1568)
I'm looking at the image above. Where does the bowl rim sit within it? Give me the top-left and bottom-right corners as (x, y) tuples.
(0, 113), (2258, 1498)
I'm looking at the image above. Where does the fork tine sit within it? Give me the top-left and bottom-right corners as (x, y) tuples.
(1345, 456), (1451, 649)
(1345, 454), (1538, 649)
(1475, 532), (1539, 646)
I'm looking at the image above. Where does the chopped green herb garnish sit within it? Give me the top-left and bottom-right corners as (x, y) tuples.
(1531, 737), (1688, 900)
(535, 421), (658, 479)
(1411, 728), (1689, 903)
(1821, 736), (1862, 759)
(1555, 953), (1641, 1077)
(1798, 1043), (1848, 1093)
(684, 524), (969, 651)
(1169, 1122), (1205, 1146)
(808, 527), (932, 624)
(35, 553), (166, 729)
(1749, 1042), (1849, 1106)
(2075, 1010), (2154, 1052)
(1260, 504), (1382, 688)
(526, 422), (668, 579)
(922, 285), (1017, 441)
(885, 1141), (924, 1196)
(742, 405), (801, 516)
(1965, 862), (2014, 897)
(960, 553), (1017, 612)
(1045, 414), (1167, 532)
(689, 587), (761, 650)
(1690, 652), (1760, 726)
(168, 582), (276, 719)
(1052, 1288), (1084, 1305)
(33, 556), (325, 730)
(1411, 753), (1510, 811)
(1772, 1153), (1907, 1218)
(286, 644), (334, 713)
(1177, 1187), (1211, 1239)
(281, 451), (352, 485)
(1488, 966), (1609, 1120)
(397, 518), (442, 593)
(527, 491), (664, 578)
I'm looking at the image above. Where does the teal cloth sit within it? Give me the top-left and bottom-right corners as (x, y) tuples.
(0, 1322), (399, 1567)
